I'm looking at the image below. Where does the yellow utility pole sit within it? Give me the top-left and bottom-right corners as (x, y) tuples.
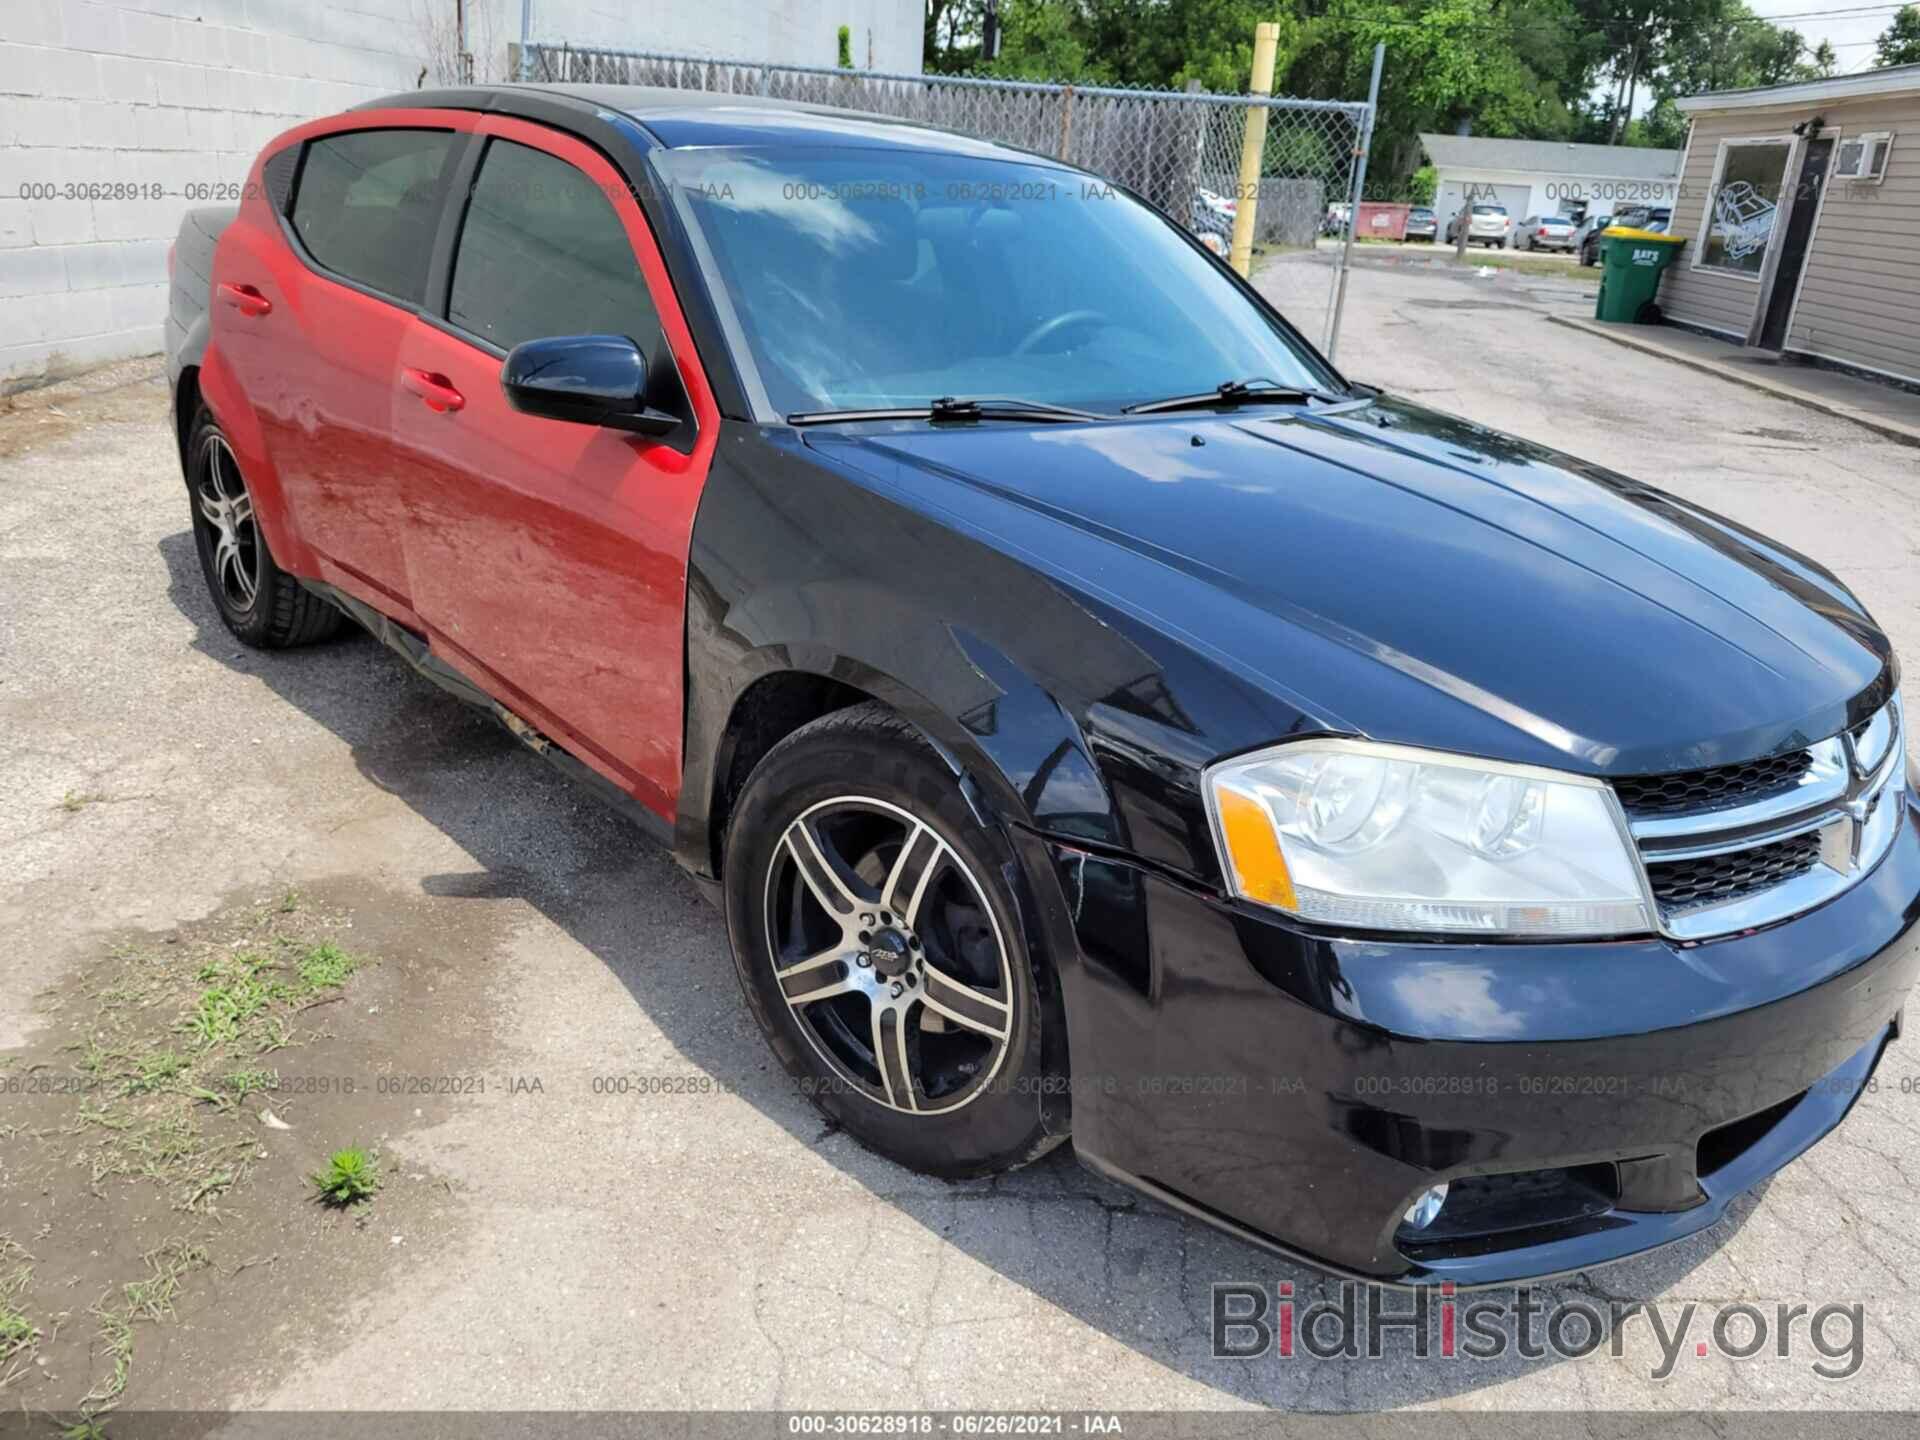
(1228, 21), (1281, 279)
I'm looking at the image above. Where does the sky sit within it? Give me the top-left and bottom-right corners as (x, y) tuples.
(1758, 0), (1912, 74)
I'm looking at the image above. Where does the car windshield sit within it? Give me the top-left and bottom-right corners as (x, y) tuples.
(1473, 205), (1506, 216)
(652, 146), (1334, 417)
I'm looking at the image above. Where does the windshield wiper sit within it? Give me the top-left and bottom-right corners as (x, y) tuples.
(1122, 377), (1353, 415)
(788, 395), (1104, 426)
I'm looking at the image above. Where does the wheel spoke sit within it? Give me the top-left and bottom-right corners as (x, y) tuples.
(210, 440), (241, 501)
(776, 947), (846, 981)
(872, 1004), (915, 1110)
(880, 821), (944, 928)
(229, 490), (253, 530)
(783, 818), (861, 919)
(781, 965), (860, 1006)
(218, 535), (255, 607)
(918, 961), (1009, 1040)
(196, 484), (225, 526)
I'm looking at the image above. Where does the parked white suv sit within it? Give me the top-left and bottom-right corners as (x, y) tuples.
(1444, 203), (1512, 248)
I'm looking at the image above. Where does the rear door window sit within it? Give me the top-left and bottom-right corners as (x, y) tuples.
(291, 129), (457, 304)
(446, 138), (659, 352)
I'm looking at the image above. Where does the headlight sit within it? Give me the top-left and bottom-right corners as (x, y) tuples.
(1205, 739), (1651, 938)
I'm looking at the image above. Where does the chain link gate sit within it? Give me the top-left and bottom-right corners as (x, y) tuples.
(519, 43), (1373, 357)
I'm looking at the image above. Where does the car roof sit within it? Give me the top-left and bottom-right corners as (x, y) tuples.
(359, 82), (1046, 160)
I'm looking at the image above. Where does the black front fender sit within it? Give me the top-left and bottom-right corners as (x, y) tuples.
(677, 428), (1127, 880)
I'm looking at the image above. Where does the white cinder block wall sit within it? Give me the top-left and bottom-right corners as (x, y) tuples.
(0, 0), (922, 391)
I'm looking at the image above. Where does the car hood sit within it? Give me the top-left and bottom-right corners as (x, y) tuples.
(809, 399), (1892, 776)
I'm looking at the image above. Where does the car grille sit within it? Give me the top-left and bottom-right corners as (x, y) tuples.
(1614, 750), (1813, 817)
(1645, 831), (1823, 909)
(1613, 697), (1905, 941)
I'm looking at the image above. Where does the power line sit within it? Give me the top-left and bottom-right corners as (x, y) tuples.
(1751, 4), (1908, 18)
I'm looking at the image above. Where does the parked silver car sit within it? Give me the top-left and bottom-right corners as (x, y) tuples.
(1514, 214), (1577, 252)
(1403, 205), (1438, 242)
(1443, 203), (1512, 248)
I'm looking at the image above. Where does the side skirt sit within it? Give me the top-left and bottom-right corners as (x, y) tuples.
(302, 579), (690, 865)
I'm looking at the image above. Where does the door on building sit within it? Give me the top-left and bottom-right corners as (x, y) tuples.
(1758, 136), (1832, 351)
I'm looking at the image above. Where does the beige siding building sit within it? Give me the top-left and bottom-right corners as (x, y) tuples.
(1662, 64), (1920, 387)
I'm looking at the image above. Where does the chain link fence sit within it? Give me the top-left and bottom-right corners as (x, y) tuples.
(521, 43), (1372, 351)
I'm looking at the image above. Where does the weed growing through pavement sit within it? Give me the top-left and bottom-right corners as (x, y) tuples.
(310, 1147), (381, 1208)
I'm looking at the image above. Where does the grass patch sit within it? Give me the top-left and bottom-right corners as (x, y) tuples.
(0, 1238), (41, 1369)
(221, 1067), (278, 1099)
(82, 1239), (207, 1412)
(181, 976), (268, 1050)
(297, 942), (358, 991)
(15, 895), (376, 1408)
(310, 1147), (380, 1208)
(123, 1050), (188, 1096)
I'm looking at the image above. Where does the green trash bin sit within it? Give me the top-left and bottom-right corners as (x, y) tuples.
(1595, 227), (1686, 323)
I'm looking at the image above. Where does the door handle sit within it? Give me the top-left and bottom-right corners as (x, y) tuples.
(218, 281), (272, 317)
(400, 367), (465, 413)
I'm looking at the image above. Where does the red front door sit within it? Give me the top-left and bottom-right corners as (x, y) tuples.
(388, 118), (719, 820)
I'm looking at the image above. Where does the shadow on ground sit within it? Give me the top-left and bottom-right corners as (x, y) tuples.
(159, 528), (1752, 1407)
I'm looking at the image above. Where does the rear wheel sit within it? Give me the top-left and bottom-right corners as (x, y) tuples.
(724, 703), (1061, 1178)
(187, 406), (342, 649)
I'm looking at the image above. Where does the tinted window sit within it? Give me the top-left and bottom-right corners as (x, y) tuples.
(291, 129), (455, 303)
(448, 139), (658, 352)
(654, 146), (1331, 416)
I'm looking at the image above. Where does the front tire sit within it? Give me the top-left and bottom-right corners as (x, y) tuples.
(186, 406), (342, 649)
(723, 703), (1061, 1178)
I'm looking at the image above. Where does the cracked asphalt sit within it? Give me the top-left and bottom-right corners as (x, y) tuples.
(4, 255), (1920, 1414)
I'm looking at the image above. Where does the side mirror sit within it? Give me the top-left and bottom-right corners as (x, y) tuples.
(500, 334), (678, 436)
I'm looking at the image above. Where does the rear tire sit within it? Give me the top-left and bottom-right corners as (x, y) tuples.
(723, 703), (1062, 1179)
(186, 406), (342, 649)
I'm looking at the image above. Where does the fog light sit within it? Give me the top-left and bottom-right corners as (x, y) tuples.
(1402, 1183), (1449, 1230)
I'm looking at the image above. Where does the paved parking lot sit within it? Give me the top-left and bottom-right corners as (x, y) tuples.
(3, 256), (1920, 1416)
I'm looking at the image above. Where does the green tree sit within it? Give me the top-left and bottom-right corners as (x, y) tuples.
(926, 0), (987, 74)
(1878, 4), (1920, 66)
(1635, 0), (1812, 145)
(1586, 0), (1725, 143)
(1282, 0), (1596, 187)
(982, 0), (1310, 92)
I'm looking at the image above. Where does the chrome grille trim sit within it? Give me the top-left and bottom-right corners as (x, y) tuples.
(1619, 695), (1907, 942)
(1626, 737), (1847, 843)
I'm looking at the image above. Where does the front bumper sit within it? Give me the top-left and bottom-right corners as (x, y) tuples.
(1022, 789), (1920, 1286)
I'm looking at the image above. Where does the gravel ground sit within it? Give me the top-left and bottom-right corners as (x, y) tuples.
(3, 256), (1919, 1416)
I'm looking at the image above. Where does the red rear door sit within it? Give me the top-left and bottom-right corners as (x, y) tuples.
(219, 123), (467, 612)
(389, 119), (718, 819)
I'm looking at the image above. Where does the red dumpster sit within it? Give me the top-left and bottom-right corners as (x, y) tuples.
(1354, 202), (1410, 241)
